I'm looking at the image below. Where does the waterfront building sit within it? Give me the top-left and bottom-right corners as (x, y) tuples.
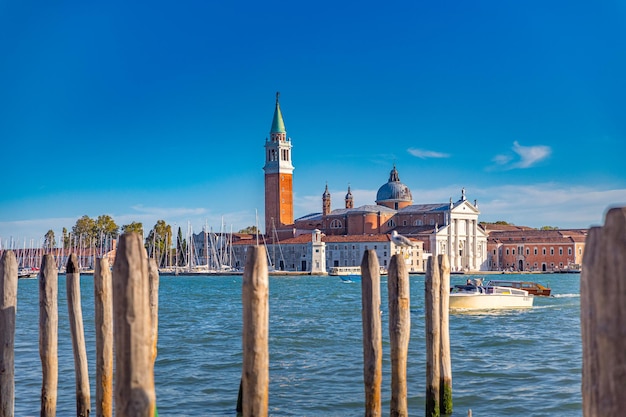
(484, 226), (586, 272)
(232, 228), (425, 274)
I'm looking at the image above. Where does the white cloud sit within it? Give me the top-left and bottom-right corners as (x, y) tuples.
(0, 206), (258, 244)
(511, 141), (551, 168)
(0, 217), (77, 246)
(129, 205), (207, 217)
(407, 148), (450, 159)
(469, 184), (625, 228)
(492, 154), (512, 165)
(489, 141), (551, 170)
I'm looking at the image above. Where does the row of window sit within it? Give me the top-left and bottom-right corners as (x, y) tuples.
(501, 246), (578, 256)
(385, 219), (436, 228)
(327, 244), (388, 250)
(505, 262), (565, 269)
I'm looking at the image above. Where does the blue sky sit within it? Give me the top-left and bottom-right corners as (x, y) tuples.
(1, 0), (625, 245)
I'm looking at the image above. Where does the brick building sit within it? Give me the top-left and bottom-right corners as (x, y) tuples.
(485, 226), (586, 272)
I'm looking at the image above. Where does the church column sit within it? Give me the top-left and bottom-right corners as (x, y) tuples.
(447, 219), (452, 266)
(454, 219), (459, 271)
(461, 219), (470, 269)
(464, 219), (469, 270)
(473, 220), (478, 270)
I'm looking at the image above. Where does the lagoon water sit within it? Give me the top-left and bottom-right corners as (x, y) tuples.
(14, 273), (581, 416)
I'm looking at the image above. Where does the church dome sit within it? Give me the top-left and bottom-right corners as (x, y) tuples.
(375, 166), (412, 205)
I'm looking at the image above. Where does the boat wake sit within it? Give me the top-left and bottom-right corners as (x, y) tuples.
(450, 308), (533, 317)
(552, 293), (580, 298)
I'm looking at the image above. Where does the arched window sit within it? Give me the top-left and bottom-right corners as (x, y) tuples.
(330, 219), (342, 229)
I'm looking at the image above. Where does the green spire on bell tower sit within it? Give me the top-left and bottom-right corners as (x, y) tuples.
(270, 91), (286, 134)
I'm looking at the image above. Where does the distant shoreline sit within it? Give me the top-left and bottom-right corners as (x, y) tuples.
(63, 269), (580, 277)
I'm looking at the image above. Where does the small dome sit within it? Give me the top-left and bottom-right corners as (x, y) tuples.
(322, 184), (330, 198)
(375, 166), (412, 203)
(345, 185), (353, 200)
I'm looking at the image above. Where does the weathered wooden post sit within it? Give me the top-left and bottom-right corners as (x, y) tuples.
(94, 257), (113, 417)
(361, 249), (382, 417)
(425, 255), (441, 417)
(0, 251), (18, 417)
(438, 254), (452, 414)
(113, 233), (156, 417)
(148, 257), (160, 417)
(241, 245), (269, 417)
(387, 254), (410, 417)
(581, 206), (626, 416)
(67, 254), (91, 417)
(148, 258), (160, 366)
(39, 254), (58, 417)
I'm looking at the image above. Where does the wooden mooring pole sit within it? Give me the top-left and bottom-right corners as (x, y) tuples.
(67, 254), (91, 417)
(148, 258), (160, 367)
(241, 245), (269, 417)
(148, 258), (160, 416)
(0, 251), (18, 417)
(113, 233), (156, 417)
(39, 254), (58, 417)
(94, 257), (113, 417)
(581, 206), (626, 416)
(425, 255), (441, 417)
(387, 254), (410, 417)
(361, 249), (382, 417)
(438, 255), (453, 415)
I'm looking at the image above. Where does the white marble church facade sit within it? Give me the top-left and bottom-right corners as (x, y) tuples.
(429, 191), (488, 271)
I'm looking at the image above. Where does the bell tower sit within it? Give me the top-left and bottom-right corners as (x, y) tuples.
(322, 184), (331, 216)
(345, 185), (353, 209)
(264, 92), (294, 235)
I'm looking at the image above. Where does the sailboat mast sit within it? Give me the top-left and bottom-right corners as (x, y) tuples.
(205, 220), (209, 268)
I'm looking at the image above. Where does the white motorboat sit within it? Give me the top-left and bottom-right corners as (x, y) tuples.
(329, 266), (361, 276)
(18, 267), (39, 279)
(449, 283), (534, 310)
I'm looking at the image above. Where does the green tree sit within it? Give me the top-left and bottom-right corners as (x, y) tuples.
(540, 225), (559, 230)
(62, 227), (70, 249)
(145, 220), (172, 267)
(43, 229), (56, 249)
(94, 214), (119, 248)
(71, 215), (96, 248)
(238, 225), (258, 234)
(122, 221), (144, 235)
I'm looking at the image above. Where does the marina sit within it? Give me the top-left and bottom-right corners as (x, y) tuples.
(12, 272), (581, 416)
